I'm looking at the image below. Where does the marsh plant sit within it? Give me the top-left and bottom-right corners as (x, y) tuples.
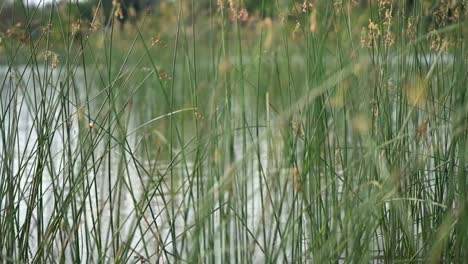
(0, 0), (467, 263)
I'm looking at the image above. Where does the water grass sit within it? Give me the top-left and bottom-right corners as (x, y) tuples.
(1, 0), (467, 263)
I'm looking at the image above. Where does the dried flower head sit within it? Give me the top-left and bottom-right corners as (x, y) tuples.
(407, 16), (417, 43)
(216, 0), (224, 13)
(302, 1), (314, 13)
(45, 51), (60, 69)
(383, 8), (393, 27)
(238, 8), (249, 22)
(158, 72), (172, 80)
(19, 33), (29, 45)
(113, 0), (124, 19)
(42, 23), (53, 34)
(385, 31), (395, 47)
(450, 7), (460, 22)
(380, 4), (395, 47)
(194, 110), (204, 120)
(6, 28), (15, 38)
(71, 21), (81, 35)
(89, 12), (102, 32)
(362, 19), (381, 48)
(151, 35), (163, 47)
(431, 0), (458, 27)
(379, 0), (392, 11)
(228, 0), (237, 19)
(429, 31), (446, 52)
(333, 1), (343, 15)
(368, 19), (380, 37)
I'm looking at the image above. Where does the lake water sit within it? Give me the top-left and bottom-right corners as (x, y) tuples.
(0, 64), (280, 263)
(1, 52), (455, 262)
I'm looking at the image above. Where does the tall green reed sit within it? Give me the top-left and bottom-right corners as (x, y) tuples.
(1, 0), (467, 263)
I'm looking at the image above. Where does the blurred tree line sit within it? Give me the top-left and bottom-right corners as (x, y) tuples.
(0, 0), (464, 37)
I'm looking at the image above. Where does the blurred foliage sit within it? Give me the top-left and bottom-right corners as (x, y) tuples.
(59, 1), (95, 23)
(244, 0), (276, 17)
(0, 0), (465, 51)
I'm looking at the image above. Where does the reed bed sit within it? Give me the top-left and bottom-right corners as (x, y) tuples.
(0, 0), (467, 263)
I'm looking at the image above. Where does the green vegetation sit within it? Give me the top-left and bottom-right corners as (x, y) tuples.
(1, 0), (467, 263)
